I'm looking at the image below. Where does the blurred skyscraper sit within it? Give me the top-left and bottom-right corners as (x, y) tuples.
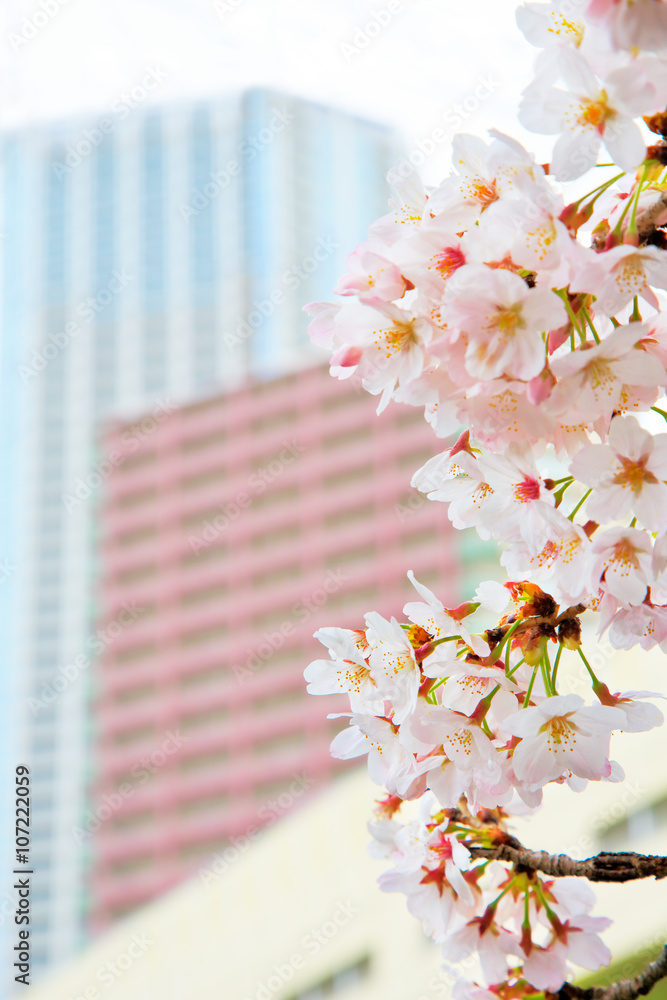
(0, 89), (402, 983)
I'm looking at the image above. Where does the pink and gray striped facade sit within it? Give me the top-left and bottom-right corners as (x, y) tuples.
(89, 363), (462, 931)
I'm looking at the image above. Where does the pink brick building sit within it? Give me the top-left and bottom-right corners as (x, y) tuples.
(89, 364), (463, 931)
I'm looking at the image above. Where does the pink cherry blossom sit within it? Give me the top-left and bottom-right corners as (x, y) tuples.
(444, 264), (567, 381)
(549, 324), (663, 424)
(522, 913), (612, 990)
(586, 0), (667, 52)
(412, 452), (495, 536)
(333, 248), (411, 303)
(572, 244), (667, 317)
(607, 603), (667, 650)
(476, 446), (564, 549)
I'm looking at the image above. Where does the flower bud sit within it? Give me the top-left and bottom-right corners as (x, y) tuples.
(408, 624), (432, 649)
(520, 627), (548, 666)
(559, 199), (594, 233)
(374, 794), (403, 819)
(557, 617), (582, 649)
(449, 429), (475, 459)
(527, 367), (556, 405)
(644, 112), (667, 137)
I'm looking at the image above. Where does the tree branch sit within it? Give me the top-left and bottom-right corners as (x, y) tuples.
(559, 945), (667, 1000)
(469, 840), (667, 882)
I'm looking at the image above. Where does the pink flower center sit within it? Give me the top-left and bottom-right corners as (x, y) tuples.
(435, 246), (466, 279)
(514, 477), (541, 502)
(472, 178), (499, 209)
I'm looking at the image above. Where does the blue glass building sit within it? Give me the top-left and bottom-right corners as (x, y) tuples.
(0, 89), (401, 987)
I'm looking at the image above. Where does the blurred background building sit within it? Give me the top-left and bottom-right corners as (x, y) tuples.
(89, 363), (467, 932)
(0, 90), (403, 984)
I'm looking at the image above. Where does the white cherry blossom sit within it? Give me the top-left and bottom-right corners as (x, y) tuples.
(305, 627), (383, 714)
(588, 526), (654, 605)
(500, 694), (625, 786)
(571, 415), (667, 530)
(519, 48), (655, 177)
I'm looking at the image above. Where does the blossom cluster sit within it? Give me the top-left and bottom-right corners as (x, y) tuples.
(306, 577), (664, 994)
(306, 0), (667, 653)
(304, 0), (667, 996)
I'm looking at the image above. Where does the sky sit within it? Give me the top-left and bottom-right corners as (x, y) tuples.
(0, 0), (549, 181)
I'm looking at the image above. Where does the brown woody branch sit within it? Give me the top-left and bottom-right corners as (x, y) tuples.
(469, 840), (667, 882)
(491, 604), (586, 644)
(558, 945), (667, 1000)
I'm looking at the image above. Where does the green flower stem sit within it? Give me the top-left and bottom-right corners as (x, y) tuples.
(578, 646), (602, 687)
(522, 664), (540, 707)
(551, 643), (563, 694)
(567, 488), (592, 521)
(581, 306), (601, 344)
(492, 619), (522, 666)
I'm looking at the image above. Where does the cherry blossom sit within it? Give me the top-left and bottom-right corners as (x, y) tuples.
(586, 0), (667, 51)
(365, 612), (422, 723)
(305, 627), (383, 714)
(500, 694), (625, 786)
(516, 0), (586, 50)
(548, 324), (663, 424)
(521, 912), (612, 990)
(333, 248), (411, 303)
(304, 1), (667, 994)
(571, 415), (667, 530)
(572, 244), (667, 315)
(519, 48), (655, 178)
(588, 526), (654, 605)
(444, 264), (567, 381)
